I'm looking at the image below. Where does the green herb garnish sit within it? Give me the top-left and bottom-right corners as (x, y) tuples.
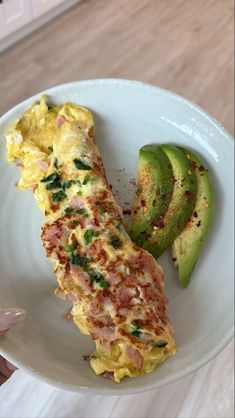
(48, 146), (53, 153)
(65, 207), (74, 214)
(70, 220), (79, 228)
(77, 191), (83, 196)
(51, 190), (67, 202)
(41, 172), (60, 183)
(90, 271), (110, 289)
(71, 254), (90, 270)
(98, 207), (106, 215)
(115, 223), (121, 230)
(154, 341), (168, 348)
(109, 235), (122, 249)
(54, 158), (59, 169)
(47, 104), (55, 110)
(63, 180), (76, 190)
(74, 158), (91, 170)
(82, 175), (90, 185)
(66, 241), (77, 252)
(131, 330), (142, 338)
(84, 229), (99, 244)
(95, 201), (101, 206)
(46, 180), (62, 190)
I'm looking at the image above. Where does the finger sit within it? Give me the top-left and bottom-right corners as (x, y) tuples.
(0, 356), (17, 378)
(0, 308), (27, 331)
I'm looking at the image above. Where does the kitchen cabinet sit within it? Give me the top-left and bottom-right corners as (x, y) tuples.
(0, 0), (32, 40)
(32, 0), (67, 18)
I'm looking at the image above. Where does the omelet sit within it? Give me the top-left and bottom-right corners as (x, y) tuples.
(5, 97), (176, 382)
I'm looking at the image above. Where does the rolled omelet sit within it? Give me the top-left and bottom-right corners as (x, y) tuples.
(5, 97), (176, 382)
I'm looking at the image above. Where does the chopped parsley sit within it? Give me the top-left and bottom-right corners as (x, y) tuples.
(63, 180), (76, 190)
(98, 207), (106, 215)
(54, 158), (59, 169)
(95, 201), (101, 206)
(41, 172), (60, 183)
(65, 207), (74, 214)
(74, 158), (91, 170)
(109, 234), (122, 249)
(75, 208), (86, 215)
(131, 321), (142, 338)
(66, 241), (77, 252)
(71, 254), (90, 271)
(82, 175), (90, 185)
(84, 229), (99, 244)
(90, 271), (110, 289)
(46, 180), (62, 190)
(115, 223), (121, 230)
(51, 190), (67, 202)
(154, 341), (168, 348)
(70, 219), (79, 228)
(77, 191), (83, 196)
(48, 146), (53, 153)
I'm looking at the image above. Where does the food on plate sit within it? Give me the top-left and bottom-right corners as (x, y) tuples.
(5, 97), (176, 382)
(131, 144), (197, 259)
(172, 147), (214, 287)
(128, 144), (174, 247)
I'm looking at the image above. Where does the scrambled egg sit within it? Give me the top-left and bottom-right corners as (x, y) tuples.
(6, 97), (176, 382)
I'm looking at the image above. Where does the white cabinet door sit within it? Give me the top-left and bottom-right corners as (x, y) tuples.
(0, 0), (32, 40)
(32, 0), (66, 18)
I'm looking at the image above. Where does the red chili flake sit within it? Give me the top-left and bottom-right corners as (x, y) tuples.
(193, 211), (198, 218)
(184, 190), (192, 196)
(123, 209), (132, 215)
(191, 160), (197, 169)
(109, 184), (113, 190)
(152, 199), (157, 207)
(152, 215), (165, 229)
(199, 165), (205, 172)
(197, 220), (201, 227)
(83, 355), (90, 361)
(141, 199), (146, 207)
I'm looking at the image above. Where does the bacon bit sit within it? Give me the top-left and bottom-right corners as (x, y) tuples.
(197, 220), (201, 227)
(141, 199), (146, 207)
(83, 355), (90, 361)
(184, 190), (192, 197)
(125, 346), (142, 369)
(187, 170), (192, 176)
(191, 160), (197, 169)
(193, 211), (198, 218)
(69, 196), (85, 210)
(205, 202), (210, 208)
(102, 371), (114, 380)
(123, 209), (132, 215)
(62, 308), (72, 321)
(36, 160), (49, 171)
(199, 165), (205, 172)
(91, 326), (116, 340)
(56, 115), (66, 128)
(152, 216), (165, 229)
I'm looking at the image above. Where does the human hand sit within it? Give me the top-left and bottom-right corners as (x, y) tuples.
(0, 308), (26, 385)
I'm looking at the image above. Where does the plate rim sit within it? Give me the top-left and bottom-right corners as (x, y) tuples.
(0, 78), (234, 395)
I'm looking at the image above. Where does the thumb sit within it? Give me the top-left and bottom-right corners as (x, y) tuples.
(0, 308), (27, 332)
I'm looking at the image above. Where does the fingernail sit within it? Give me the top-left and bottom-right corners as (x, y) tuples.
(0, 308), (27, 331)
(5, 360), (18, 371)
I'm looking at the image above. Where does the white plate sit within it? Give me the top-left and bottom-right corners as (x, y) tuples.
(0, 79), (234, 395)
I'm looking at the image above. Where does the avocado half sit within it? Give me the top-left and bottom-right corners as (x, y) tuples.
(172, 147), (214, 288)
(128, 144), (174, 247)
(143, 145), (198, 258)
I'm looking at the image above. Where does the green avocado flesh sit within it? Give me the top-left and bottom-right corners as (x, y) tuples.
(128, 144), (174, 247)
(172, 147), (214, 288)
(142, 145), (197, 258)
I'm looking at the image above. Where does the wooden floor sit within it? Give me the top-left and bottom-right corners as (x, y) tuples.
(0, 0), (234, 135)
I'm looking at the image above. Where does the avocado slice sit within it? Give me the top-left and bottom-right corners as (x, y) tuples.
(172, 148), (214, 287)
(128, 144), (174, 247)
(143, 145), (197, 258)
